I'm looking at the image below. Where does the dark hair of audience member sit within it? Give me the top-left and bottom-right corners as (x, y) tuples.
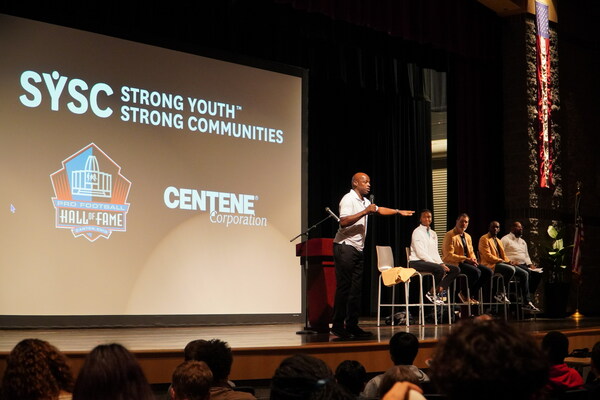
(170, 360), (213, 400)
(430, 318), (548, 400)
(270, 354), (353, 400)
(541, 331), (569, 365)
(72, 343), (154, 400)
(389, 332), (419, 365)
(592, 341), (600, 374)
(0, 338), (74, 400)
(184, 339), (233, 383)
(378, 365), (420, 399)
(334, 360), (367, 396)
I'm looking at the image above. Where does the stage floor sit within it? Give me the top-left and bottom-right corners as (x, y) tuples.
(2, 317), (599, 383)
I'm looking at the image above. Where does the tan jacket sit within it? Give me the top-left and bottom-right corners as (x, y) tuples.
(478, 233), (511, 270)
(442, 228), (475, 265)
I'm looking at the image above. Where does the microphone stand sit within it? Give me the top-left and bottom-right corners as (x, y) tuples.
(290, 213), (337, 334)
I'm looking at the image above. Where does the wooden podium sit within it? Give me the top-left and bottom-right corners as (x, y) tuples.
(296, 238), (336, 333)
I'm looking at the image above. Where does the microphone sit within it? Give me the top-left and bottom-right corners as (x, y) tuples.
(325, 207), (340, 222)
(369, 194), (374, 204)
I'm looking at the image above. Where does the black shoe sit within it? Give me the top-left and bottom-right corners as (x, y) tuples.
(347, 326), (373, 338)
(330, 326), (351, 339)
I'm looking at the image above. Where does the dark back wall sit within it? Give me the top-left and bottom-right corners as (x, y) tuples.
(556, 0), (600, 315)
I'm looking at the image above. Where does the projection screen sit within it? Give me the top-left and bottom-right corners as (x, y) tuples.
(0, 14), (304, 323)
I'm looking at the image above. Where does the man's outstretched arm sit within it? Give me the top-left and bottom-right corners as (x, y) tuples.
(377, 207), (415, 216)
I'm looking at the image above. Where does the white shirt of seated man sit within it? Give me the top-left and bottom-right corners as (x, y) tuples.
(409, 211), (443, 264)
(500, 221), (538, 269)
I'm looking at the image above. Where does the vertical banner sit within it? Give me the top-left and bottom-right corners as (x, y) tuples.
(536, 1), (552, 188)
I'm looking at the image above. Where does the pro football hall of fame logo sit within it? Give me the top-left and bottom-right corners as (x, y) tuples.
(50, 143), (132, 242)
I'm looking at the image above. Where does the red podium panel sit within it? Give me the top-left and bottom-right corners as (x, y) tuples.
(296, 238), (336, 332)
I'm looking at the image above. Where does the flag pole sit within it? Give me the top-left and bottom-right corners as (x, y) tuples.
(570, 181), (583, 320)
(570, 288), (583, 319)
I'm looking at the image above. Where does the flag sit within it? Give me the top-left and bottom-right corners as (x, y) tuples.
(536, 1), (552, 188)
(572, 218), (583, 275)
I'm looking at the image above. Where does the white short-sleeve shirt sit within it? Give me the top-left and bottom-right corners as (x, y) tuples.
(333, 189), (371, 251)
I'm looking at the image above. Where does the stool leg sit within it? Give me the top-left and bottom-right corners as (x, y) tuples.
(431, 275), (438, 326)
(391, 284), (396, 326)
(405, 281), (410, 327)
(497, 275), (508, 320)
(419, 275), (425, 325)
(446, 279), (452, 324)
(465, 276), (472, 316)
(377, 276), (382, 327)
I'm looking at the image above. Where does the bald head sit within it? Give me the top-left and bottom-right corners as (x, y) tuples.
(351, 172), (371, 198)
(488, 221), (500, 237)
(352, 172), (367, 186)
(511, 221), (523, 237)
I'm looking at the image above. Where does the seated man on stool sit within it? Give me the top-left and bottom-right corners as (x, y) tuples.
(442, 213), (492, 305)
(409, 209), (459, 306)
(501, 221), (542, 312)
(479, 221), (537, 311)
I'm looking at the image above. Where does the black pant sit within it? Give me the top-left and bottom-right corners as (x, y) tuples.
(458, 262), (493, 299)
(332, 243), (364, 330)
(516, 264), (542, 294)
(513, 264), (539, 303)
(409, 260), (460, 293)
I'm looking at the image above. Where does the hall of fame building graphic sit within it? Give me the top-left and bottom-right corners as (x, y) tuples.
(50, 143), (131, 242)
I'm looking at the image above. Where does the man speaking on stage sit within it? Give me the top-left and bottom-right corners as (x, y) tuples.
(331, 172), (414, 339)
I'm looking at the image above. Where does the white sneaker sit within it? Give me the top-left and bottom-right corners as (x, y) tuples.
(522, 302), (540, 312)
(426, 292), (445, 306)
(494, 293), (511, 304)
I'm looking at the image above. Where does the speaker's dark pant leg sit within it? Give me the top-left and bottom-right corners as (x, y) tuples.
(332, 243), (364, 329)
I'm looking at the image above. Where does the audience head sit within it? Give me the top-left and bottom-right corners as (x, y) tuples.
(389, 332), (419, 366)
(184, 339), (232, 383)
(378, 365), (420, 399)
(270, 354), (352, 400)
(169, 360), (213, 400)
(591, 341), (600, 376)
(72, 343), (154, 400)
(334, 360), (366, 396)
(430, 318), (548, 400)
(542, 331), (570, 365)
(0, 338), (74, 400)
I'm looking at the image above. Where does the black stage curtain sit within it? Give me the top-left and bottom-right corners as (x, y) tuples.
(277, 0), (504, 238)
(447, 55), (504, 239)
(307, 58), (435, 313)
(273, 0), (503, 311)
